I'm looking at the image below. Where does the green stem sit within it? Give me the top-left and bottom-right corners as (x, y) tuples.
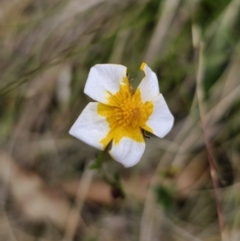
(90, 149), (125, 199)
(90, 148), (108, 169)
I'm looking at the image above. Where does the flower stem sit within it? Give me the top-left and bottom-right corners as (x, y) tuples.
(90, 148), (108, 169)
(90, 149), (125, 199)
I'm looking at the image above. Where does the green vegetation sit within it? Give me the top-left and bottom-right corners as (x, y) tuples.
(0, 0), (240, 240)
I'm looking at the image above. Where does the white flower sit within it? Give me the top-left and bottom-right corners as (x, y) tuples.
(69, 63), (174, 167)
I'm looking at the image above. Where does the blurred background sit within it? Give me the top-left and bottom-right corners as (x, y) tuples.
(0, 0), (240, 240)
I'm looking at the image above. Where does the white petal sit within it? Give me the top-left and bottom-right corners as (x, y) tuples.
(69, 102), (110, 150)
(109, 138), (145, 167)
(84, 64), (127, 104)
(137, 62), (160, 102)
(146, 94), (174, 138)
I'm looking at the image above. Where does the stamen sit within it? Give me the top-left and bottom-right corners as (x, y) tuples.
(113, 96), (146, 128)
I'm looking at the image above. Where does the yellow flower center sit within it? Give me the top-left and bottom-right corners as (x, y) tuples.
(114, 98), (142, 127)
(97, 76), (153, 147)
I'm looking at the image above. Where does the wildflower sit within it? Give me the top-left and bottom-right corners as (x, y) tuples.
(69, 63), (174, 167)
